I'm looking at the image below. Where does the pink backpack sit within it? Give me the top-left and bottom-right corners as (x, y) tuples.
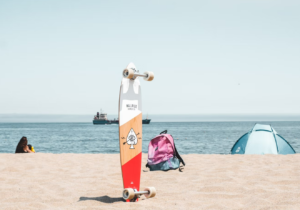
(146, 130), (185, 171)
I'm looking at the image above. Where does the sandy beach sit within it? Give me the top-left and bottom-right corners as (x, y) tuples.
(1, 153), (299, 210)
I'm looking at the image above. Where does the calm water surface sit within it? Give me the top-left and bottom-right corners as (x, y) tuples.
(0, 122), (299, 154)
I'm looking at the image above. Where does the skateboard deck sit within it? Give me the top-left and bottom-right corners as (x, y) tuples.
(119, 63), (155, 202)
(119, 63), (143, 202)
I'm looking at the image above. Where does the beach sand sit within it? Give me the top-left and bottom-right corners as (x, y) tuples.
(0, 153), (299, 210)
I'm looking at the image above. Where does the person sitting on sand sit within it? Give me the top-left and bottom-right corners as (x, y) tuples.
(15, 136), (35, 153)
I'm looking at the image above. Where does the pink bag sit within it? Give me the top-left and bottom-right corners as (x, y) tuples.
(147, 133), (175, 165)
(146, 130), (185, 171)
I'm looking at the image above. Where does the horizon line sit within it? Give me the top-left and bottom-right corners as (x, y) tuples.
(2, 113), (300, 116)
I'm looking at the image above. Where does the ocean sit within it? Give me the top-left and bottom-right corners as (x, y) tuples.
(1, 122), (299, 154)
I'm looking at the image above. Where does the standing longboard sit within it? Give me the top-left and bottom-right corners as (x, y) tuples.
(119, 63), (156, 202)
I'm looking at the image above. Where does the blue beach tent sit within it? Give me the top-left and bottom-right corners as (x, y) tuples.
(231, 124), (296, 155)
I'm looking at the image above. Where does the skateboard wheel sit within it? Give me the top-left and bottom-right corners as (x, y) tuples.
(144, 71), (154, 81)
(123, 69), (134, 79)
(123, 188), (135, 200)
(144, 187), (156, 198)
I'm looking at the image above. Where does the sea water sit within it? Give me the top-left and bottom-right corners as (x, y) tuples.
(0, 122), (299, 154)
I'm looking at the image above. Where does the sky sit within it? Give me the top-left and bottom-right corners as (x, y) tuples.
(0, 0), (300, 117)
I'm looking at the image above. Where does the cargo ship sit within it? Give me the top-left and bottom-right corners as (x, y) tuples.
(93, 110), (151, 125)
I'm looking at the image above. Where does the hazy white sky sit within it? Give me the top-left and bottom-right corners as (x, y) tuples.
(1, 0), (299, 116)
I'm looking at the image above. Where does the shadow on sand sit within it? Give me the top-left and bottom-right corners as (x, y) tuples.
(79, 196), (125, 204)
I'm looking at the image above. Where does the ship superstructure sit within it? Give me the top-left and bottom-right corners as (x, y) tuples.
(93, 110), (110, 124)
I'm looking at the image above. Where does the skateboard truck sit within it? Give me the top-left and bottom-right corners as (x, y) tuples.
(122, 187), (156, 201)
(123, 68), (154, 81)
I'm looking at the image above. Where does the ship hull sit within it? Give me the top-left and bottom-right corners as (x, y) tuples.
(142, 119), (151, 124)
(93, 120), (111, 125)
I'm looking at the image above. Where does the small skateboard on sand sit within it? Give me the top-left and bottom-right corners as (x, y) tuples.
(119, 63), (156, 202)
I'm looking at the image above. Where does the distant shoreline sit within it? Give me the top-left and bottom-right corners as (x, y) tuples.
(1, 114), (300, 123)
